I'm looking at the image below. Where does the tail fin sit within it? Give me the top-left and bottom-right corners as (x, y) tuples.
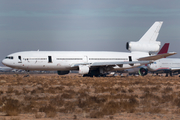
(157, 43), (169, 54)
(139, 21), (163, 43)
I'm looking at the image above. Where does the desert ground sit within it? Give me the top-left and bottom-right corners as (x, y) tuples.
(0, 73), (180, 120)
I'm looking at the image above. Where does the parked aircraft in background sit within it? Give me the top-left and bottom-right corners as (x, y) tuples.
(125, 43), (180, 77)
(124, 43), (170, 76)
(148, 58), (180, 77)
(1, 21), (176, 77)
(0, 66), (12, 72)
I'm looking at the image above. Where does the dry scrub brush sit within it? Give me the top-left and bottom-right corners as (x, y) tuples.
(2, 98), (20, 116)
(39, 105), (57, 118)
(1, 75), (180, 118)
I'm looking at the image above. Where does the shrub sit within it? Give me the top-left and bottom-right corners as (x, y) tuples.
(2, 99), (20, 116)
(174, 98), (180, 108)
(162, 87), (173, 93)
(101, 101), (120, 115)
(90, 111), (104, 118)
(39, 105), (57, 118)
(128, 88), (134, 93)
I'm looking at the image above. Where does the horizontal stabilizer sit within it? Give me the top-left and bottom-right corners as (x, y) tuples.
(138, 52), (176, 61)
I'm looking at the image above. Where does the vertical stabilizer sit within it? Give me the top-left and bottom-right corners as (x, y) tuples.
(139, 21), (163, 42)
(157, 43), (169, 54)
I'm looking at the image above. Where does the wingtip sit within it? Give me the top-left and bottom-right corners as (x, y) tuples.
(162, 52), (177, 55)
(170, 52), (177, 55)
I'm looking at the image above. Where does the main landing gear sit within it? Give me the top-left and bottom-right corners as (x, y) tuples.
(83, 74), (107, 77)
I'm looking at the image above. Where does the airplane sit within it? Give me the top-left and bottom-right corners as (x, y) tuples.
(1, 21), (176, 77)
(148, 58), (180, 77)
(124, 43), (170, 76)
(0, 66), (13, 72)
(125, 43), (180, 77)
(138, 42), (180, 77)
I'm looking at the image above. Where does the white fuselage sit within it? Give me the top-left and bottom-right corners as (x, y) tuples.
(2, 51), (149, 71)
(124, 58), (180, 74)
(148, 58), (180, 71)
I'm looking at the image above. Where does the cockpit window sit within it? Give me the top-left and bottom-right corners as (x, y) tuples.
(5, 56), (14, 59)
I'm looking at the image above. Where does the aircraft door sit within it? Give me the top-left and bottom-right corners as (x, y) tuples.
(83, 56), (88, 63)
(48, 56), (52, 63)
(18, 56), (22, 63)
(129, 56), (134, 66)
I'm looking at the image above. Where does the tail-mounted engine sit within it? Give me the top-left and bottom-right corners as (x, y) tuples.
(126, 41), (161, 52)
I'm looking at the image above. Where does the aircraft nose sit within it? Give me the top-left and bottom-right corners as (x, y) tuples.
(2, 59), (7, 66)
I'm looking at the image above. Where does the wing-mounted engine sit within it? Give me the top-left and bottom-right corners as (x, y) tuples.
(79, 65), (89, 75)
(57, 71), (70, 75)
(126, 41), (161, 52)
(138, 67), (148, 76)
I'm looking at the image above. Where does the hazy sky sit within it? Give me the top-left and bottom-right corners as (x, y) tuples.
(0, 0), (180, 65)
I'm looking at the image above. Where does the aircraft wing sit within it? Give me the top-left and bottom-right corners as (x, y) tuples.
(170, 68), (180, 71)
(0, 67), (13, 72)
(71, 61), (152, 67)
(90, 61), (151, 67)
(138, 52), (176, 61)
(72, 52), (176, 68)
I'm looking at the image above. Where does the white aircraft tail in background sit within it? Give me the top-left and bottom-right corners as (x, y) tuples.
(157, 43), (169, 54)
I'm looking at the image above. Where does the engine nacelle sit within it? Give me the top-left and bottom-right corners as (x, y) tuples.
(138, 68), (148, 76)
(79, 65), (89, 75)
(57, 71), (69, 75)
(126, 41), (161, 52)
